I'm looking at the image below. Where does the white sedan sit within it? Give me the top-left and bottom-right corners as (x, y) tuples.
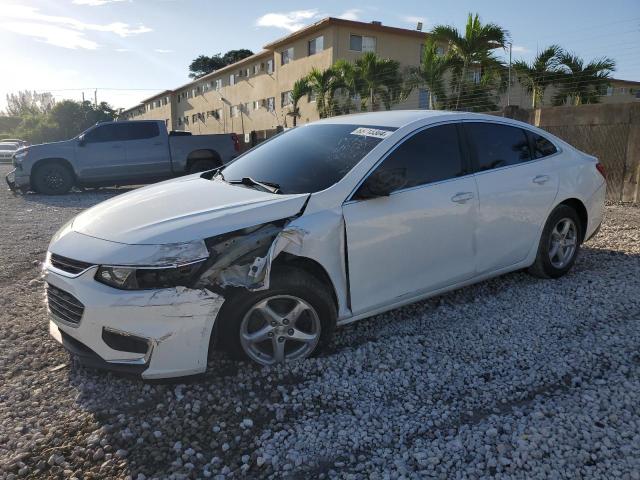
(44, 111), (606, 379)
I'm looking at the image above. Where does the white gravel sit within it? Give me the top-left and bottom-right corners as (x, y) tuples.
(1, 163), (640, 479)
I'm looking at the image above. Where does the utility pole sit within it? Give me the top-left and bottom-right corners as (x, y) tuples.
(94, 89), (97, 107)
(82, 92), (85, 103)
(507, 42), (512, 106)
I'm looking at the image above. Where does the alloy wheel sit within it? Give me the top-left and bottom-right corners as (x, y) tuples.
(548, 217), (578, 269)
(239, 295), (321, 365)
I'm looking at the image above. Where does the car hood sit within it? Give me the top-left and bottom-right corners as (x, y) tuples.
(26, 139), (75, 156)
(71, 175), (310, 245)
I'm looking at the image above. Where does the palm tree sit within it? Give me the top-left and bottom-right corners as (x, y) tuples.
(286, 78), (310, 127)
(407, 39), (451, 109)
(552, 53), (616, 106)
(306, 67), (340, 118)
(332, 59), (360, 114)
(431, 13), (509, 110)
(353, 52), (405, 111)
(512, 45), (563, 108)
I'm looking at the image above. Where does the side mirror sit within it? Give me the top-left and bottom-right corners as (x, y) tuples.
(77, 135), (86, 147)
(355, 168), (408, 200)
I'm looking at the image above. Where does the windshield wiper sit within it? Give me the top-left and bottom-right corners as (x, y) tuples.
(228, 177), (280, 194)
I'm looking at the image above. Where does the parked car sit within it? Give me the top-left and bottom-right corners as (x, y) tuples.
(0, 142), (19, 163)
(5, 120), (239, 194)
(43, 111), (606, 379)
(2, 138), (28, 147)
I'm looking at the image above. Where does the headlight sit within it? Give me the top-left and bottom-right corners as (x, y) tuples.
(95, 261), (205, 290)
(13, 150), (28, 164)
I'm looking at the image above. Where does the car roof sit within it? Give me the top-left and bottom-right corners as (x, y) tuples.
(312, 110), (525, 129)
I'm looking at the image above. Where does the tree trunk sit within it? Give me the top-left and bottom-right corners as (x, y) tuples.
(456, 61), (468, 110)
(370, 87), (374, 112)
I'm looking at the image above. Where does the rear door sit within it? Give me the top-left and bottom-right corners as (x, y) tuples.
(76, 123), (130, 182)
(121, 122), (172, 180)
(343, 123), (478, 313)
(463, 121), (559, 273)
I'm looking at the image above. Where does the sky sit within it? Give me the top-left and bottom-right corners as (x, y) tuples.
(0, 0), (638, 111)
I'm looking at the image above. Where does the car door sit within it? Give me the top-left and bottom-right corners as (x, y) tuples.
(463, 121), (559, 273)
(342, 123), (478, 314)
(76, 123), (130, 182)
(121, 122), (172, 180)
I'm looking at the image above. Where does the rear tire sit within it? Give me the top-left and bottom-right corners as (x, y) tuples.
(188, 159), (219, 174)
(32, 162), (74, 195)
(528, 205), (582, 279)
(215, 267), (336, 365)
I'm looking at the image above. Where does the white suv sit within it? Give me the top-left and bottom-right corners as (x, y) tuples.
(44, 111), (606, 379)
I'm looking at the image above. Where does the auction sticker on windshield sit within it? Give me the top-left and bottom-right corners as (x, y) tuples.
(350, 127), (393, 139)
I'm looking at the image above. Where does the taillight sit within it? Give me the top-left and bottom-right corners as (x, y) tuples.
(230, 133), (240, 152)
(596, 162), (606, 180)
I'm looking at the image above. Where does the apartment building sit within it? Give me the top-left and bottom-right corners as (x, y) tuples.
(119, 17), (436, 134)
(119, 17), (638, 134)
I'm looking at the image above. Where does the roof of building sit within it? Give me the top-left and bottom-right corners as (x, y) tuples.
(610, 78), (640, 86)
(263, 17), (428, 49)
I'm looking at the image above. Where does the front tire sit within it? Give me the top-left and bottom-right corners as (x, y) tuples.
(32, 162), (74, 195)
(528, 205), (582, 279)
(216, 267), (336, 365)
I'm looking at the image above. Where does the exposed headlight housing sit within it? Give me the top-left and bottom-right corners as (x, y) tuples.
(13, 149), (28, 166)
(95, 261), (205, 290)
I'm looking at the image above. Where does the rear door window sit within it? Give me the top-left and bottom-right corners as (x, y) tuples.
(465, 122), (532, 171)
(125, 122), (160, 141)
(372, 123), (465, 192)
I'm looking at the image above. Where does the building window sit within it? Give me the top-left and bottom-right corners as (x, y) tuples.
(192, 88), (197, 96)
(243, 102), (251, 114)
(266, 59), (274, 74)
(281, 47), (294, 65)
(184, 116), (189, 125)
(230, 74), (235, 86)
(266, 97), (275, 112)
(163, 96), (169, 105)
(177, 117), (182, 126)
(216, 108), (222, 119)
(281, 91), (293, 107)
(469, 70), (481, 84)
(350, 34), (376, 52)
(231, 105), (239, 117)
(192, 114), (197, 123)
(253, 100), (261, 110)
(215, 79), (222, 90)
(308, 90), (317, 102)
(254, 64), (261, 75)
(308, 36), (324, 56)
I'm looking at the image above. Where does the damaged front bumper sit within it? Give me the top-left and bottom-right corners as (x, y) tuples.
(45, 266), (224, 379)
(5, 168), (30, 193)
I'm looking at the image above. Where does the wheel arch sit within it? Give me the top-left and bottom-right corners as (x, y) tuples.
(186, 149), (222, 170)
(556, 197), (588, 243)
(271, 252), (339, 313)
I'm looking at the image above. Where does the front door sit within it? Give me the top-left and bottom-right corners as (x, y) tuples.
(343, 123), (478, 314)
(120, 122), (171, 180)
(76, 123), (130, 182)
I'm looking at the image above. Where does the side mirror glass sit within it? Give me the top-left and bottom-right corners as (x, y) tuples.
(355, 168), (408, 199)
(78, 135), (86, 147)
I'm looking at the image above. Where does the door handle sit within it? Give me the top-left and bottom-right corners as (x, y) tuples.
(533, 175), (550, 185)
(451, 192), (474, 204)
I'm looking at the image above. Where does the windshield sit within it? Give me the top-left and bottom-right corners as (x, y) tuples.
(221, 124), (396, 194)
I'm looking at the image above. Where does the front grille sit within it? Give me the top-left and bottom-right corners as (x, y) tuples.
(46, 284), (85, 325)
(50, 254), (93, 275)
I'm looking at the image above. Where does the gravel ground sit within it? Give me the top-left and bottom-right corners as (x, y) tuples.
(1, 163), (640, 479)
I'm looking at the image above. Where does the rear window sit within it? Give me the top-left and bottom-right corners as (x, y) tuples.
(465, 122), (532, 170)
(221, 124), (396, 194)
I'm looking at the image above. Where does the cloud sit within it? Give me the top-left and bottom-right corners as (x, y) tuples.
(1, 22), (98, 49)
(256, 9), (320, 32)
(0, 4), (151, 49)
(511, 45), (529, 53)
(401, 15), (427, 27)
(115, 48), (130, 52)
(338, 9), (361, 21)
(154, 48), (173, 53)
(72, 0), (128, 5)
